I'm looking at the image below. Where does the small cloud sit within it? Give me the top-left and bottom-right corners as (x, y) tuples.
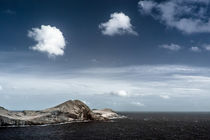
(203, 44), (210, 51)
(190, 46), (201, 52)
(110, 90), (129, 97)
(28, 25), (66, 57)
(2, 9), (16, 15)
(90, 59), (99, 63)
(0, 85), (2, 90)
(138, 1), (157, 14)
(131, 101), (145, 106)
(160, 43), (181, 51)
(99, 12), (138, 36)
(160, 95), (170, 99)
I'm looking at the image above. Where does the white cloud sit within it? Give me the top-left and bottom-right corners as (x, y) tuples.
(0, 85), (2, 90)
(138, 1), (157, 14)
(90, 59), (98, 63)
(28, 25), (66, 57)
(190, 46), (201, 52)
(110, 90), (129, 97)
(131, 102), (145, 106)
(99, 12), (137, 36)
(203, 44), (210, 51)
(160, 95), (170, 99)
(138, 0), (210, 34)
(160, 43), (181, 51)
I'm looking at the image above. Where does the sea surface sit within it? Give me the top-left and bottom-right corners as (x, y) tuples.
(1, 112), (210, 140)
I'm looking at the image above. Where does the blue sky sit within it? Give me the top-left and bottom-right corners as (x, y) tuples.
(1, 0), (210, 111)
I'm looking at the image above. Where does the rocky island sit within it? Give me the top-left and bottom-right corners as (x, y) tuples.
(0, 100), (121, 127)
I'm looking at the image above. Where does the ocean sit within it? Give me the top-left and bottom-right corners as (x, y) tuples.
(1, 112), (210, 140)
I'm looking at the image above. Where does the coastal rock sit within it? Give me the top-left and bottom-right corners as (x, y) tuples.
(0, 100), (120, 126)
(92, 109), (119, 119)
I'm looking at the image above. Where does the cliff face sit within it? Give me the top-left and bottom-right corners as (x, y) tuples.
(0, 100), (118, 126)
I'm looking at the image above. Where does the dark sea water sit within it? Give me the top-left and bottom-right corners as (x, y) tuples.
(1, 112), (210, 140)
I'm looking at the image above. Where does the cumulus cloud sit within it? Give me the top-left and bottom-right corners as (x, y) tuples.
(110, 90), (129, 97)
(159, 43), (181, 51)
(138, 0), (210, 34)
(99, 12), (138, 36)
(28, 25), (66, 57)
(190, 46), (201, 52)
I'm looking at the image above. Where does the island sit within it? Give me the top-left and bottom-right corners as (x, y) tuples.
(0, 100), (121, 127)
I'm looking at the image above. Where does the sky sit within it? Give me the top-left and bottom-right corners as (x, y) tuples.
(1, 0), (210, 111)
